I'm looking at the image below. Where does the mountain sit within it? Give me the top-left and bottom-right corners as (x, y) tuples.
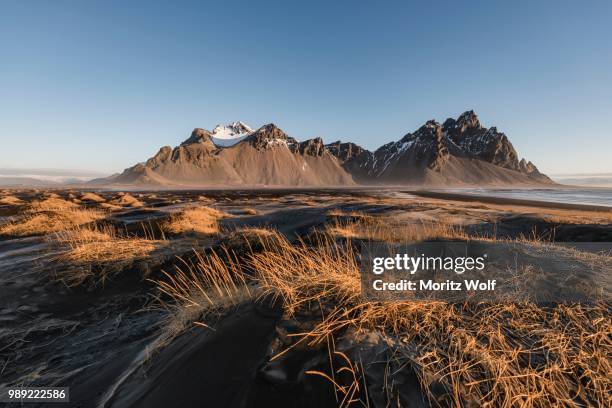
(103, 113), (552, 187)
(328, 111), (552, 185)
(108, 123), (355, 187)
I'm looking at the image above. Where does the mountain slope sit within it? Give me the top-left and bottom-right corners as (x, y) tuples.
(111, 124), (355, 187)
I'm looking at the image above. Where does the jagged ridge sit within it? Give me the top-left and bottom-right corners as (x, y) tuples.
(327, 111), (551, 185)
(105, 112), (551, 187)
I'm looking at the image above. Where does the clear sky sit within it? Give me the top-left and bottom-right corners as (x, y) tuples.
(1, 0), (610, 175)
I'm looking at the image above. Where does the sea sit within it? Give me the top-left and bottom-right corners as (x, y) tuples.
(440, 187), (612, 208)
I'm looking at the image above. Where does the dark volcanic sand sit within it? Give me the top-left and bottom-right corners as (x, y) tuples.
(0, 188), (610, 407)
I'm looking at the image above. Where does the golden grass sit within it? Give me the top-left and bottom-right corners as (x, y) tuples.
(28, 197), (79, 211)
(162, 206), (230, 235)
(306, 342), (370, 408)
(420, 197), (612, 225)
(327, 212), (468, 242)
(260, 236), (611, 407)
(0, 195), (24, 205)
(153, 249), (254, 344)
(80, 192), (106, 202)
(0, 207), (106, 236)
(251, 233), (361, 315)
(99, 202), (124, 211)
(109, 192), (144, 208)
(220, 227), (281, 251)
(155, 229), (611, 407)
(52, 225), (168, 286)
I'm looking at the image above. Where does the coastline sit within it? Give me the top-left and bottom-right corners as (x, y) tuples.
(410, 190), (612, 212)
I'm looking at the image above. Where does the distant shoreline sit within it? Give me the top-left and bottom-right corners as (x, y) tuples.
(411, 190), (612, 212)
(2, 185), (610, 212)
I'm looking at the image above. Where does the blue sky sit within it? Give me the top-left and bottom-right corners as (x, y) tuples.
(1, 0), (610, 175)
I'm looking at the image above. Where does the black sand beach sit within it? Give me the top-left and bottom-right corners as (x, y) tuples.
(0, 188), (610, 407)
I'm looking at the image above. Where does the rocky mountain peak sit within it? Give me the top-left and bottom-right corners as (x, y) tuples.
(443, 110), (481, 134)
(211, 121), (253, 139)
(456, 110), (481, 129)
(181, 128), (213, 145)
(519, 158), (539, 174)
(251, 123), (286, 138)
(404, 120), (444, 145)
(424, 119), (441, 129)
(246, 124), (297, 150)
(298, 137), (326, 156)
(326, 141), (368, 162)
(441, 111), (522, 171)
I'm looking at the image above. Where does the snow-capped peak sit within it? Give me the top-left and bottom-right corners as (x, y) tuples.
(210, 121), (253, 147)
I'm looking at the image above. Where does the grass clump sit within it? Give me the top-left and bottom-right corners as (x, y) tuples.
(155, 229), (611, 407)
(162, 206), (230, 235)
(99, 202), (124, 211)
(154, 249), (253, 343)
(220, 227), (281, 252)
(109, 192), (144, 208)
(327, 212), (467, 242)
(80, 192), (106, 203)
(0, 195), (24, 206)
(28, 197), (79, 211)
(0, 207), (106, 237)
(52, 225), (169, 286)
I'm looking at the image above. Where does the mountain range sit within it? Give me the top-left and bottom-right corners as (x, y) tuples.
(101, 111), (552, 187)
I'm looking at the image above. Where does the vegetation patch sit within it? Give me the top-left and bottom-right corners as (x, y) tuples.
(52, 225), (169, 286)
(155, 228), (611, 407)
(162, 206), (231, 235)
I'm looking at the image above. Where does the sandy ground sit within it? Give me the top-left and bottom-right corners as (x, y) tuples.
(0, 188), (610, 407)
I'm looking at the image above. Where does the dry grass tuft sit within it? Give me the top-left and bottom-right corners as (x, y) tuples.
(250, 234), (361, 316)
(162, 206), (230, 235)
(306, 341), (370, 408)
(0, 195), (24, 206)
(196, 195), (214, 204)
(252, 236), (611, 407)
(80, 192), (106, 203)
(0, 207), (106, 236)
(28, 197), (79, 211)
(52, 225), (168, 286)
(220, 227), (284, 252)
(99, 202), (124, 211)
(154, 229), (611, 407)
(327, 213), (468, 242)
(0, 195), (112, 237)
(242, 208), (259, 215)
(109, 192), (145, 208)
(154, 249), (254, 343)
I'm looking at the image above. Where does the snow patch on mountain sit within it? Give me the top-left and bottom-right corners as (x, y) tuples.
(211, 121), (253, 147)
